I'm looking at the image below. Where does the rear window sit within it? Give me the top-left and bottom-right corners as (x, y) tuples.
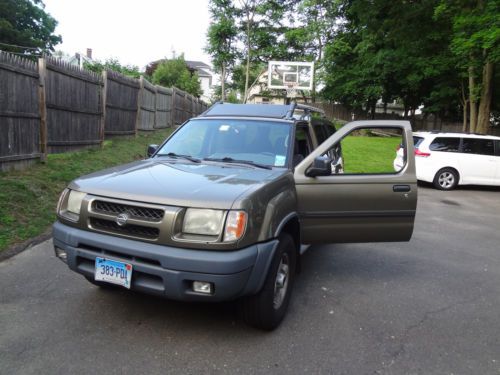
(429, 137), (460, 152)
(462, 138), (495, 156)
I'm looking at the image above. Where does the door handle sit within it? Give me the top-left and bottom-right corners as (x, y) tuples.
(393, 185), (411, 192)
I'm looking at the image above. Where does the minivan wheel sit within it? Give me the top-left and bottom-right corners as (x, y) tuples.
(240, 233), (297, 331)
(433, 168), (458, 190)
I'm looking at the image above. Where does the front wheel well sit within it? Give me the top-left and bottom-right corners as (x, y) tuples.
(278, 217), (301, 272)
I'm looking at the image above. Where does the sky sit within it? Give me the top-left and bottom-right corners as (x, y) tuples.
(43, 0), (212, 70)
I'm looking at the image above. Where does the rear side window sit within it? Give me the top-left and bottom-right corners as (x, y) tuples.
(496, 141), (500, 156)
(429, 137), (460, 152)
(462, 138), (495, 156)
(413, 136), (424, 148)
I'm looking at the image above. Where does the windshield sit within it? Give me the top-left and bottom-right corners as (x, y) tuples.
(156, 119), (292, 167)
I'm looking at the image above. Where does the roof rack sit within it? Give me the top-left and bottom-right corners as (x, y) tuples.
(199, 102), (327, 121)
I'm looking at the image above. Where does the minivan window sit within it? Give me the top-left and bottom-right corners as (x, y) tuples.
(429, 137), (460, 152)
(462, 138), (495, 156)
(413, 136), (424, 148)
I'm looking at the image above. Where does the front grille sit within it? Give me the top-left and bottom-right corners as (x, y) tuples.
(90, 218), (159, 240)
(92, 200), (164, 221)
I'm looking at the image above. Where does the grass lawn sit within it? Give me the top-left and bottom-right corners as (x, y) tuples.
(342, 135), (401, 174)
(0, 129), (173, 252)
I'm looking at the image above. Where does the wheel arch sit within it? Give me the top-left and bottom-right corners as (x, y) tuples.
(275, 214), (301, 272)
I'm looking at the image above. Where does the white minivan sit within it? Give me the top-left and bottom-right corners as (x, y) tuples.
(394, 132), (500, 190)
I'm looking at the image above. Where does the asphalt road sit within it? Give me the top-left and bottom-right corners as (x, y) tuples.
(1, 184), (499, 375)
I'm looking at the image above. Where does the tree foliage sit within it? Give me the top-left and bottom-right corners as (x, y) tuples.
(152, 55), (202, 97)
(206, 0), (239, 100)
(83, 59), (141, 79)
(0, 0), (61, 55)
(205, 0), (499, 132)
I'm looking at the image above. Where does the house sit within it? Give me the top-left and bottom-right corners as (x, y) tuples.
(184, 60), (214, 102)
(64, 48), (94, 68)
(146, 59), (214, 102)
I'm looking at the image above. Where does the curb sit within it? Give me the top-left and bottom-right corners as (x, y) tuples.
(0, 229), (52, 262)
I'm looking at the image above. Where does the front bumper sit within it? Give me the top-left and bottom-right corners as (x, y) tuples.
(53, 221), (278, 302)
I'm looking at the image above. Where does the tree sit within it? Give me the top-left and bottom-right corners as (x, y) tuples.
(206, 0), (239, 101)
(0, 0), (61, 55)
(436, 0), (500, 134)
(322, 0), (462, 121)
(84, 58), (141, 79)
(152, 55), (202, 97)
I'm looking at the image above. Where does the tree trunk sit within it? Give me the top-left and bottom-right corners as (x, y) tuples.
(461, 80), (468, 132)
(476, 61), (494, 134)
(243, 13), (251, 103)
(468, 64), (478, 133)
(221, 64), (226, 101)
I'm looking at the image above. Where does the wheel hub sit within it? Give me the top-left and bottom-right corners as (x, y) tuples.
(273, 253), (290, 310)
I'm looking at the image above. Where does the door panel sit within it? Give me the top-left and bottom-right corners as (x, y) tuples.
(294, 121), (417, 244)
(458, 138), (496, 184)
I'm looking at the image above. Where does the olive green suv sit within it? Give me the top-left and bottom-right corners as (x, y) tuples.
(53, 103), (417, 330)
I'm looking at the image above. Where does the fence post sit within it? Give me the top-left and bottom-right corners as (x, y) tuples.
(100, 70), (107, 147)
(135, 75), (144, 137)
(171, 87), (176, 127)
(38, 57), (48, 162)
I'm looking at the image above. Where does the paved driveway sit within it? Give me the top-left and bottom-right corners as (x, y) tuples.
(1, 185), (499, 374)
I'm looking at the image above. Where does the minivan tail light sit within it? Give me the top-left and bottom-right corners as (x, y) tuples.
(415, 149), (431, 157)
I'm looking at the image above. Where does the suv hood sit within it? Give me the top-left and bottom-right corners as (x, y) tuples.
(69, 159), (285, 209)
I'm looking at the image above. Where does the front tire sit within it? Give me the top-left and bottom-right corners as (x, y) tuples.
(433, 168), (459, 190)
(240, 233), (297, 330)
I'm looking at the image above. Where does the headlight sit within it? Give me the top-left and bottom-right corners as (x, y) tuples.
(183, 208), (224, 236)
(57, 189), (86, 221)
(223, 211), (247, 242)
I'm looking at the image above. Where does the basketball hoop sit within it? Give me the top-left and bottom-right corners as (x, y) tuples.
(286, 82), (298, 99)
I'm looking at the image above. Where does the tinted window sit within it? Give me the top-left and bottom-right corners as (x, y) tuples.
(429, 137), (460, 152)
(413, 136), (424, 148)
(462, 138), (494, 156)
(312, 124), (327, 145)
(496, 141), (500, 156)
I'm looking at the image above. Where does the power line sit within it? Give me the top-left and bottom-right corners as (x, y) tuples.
(0, 41), (42, 50)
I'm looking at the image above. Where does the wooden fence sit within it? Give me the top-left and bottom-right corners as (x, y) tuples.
(0, 52), (41, 171)
(0, 51), (208, 171)
(44, 57), (103, 153)
(104, 70), (139, 136)
(314, 102), (500, 136)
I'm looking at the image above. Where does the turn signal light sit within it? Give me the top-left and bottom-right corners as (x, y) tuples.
(223, 211), (247, 242)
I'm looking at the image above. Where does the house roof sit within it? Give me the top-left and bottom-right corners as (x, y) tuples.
(196, 68), (212, 77)
(185, 60), (211, 70)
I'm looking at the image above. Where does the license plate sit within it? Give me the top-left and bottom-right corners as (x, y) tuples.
(94, 257), (132, 289)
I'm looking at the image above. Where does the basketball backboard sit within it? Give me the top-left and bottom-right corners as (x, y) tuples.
(267, 61), (314, 90)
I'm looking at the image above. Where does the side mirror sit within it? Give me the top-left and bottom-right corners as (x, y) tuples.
(147, 144), (159, 157)
(305, 156), (332, 177)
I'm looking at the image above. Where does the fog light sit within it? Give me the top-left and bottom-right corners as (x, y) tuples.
(54, 247), (67, 263)
(192, 281), (213, 294)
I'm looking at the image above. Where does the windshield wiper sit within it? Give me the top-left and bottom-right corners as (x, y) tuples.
(156, 152), (201, 163)
(203, 157), (272, 170)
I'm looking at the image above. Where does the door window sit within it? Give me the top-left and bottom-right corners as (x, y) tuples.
(462, 138), (495, 156)
(327, 127), (404, 174)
